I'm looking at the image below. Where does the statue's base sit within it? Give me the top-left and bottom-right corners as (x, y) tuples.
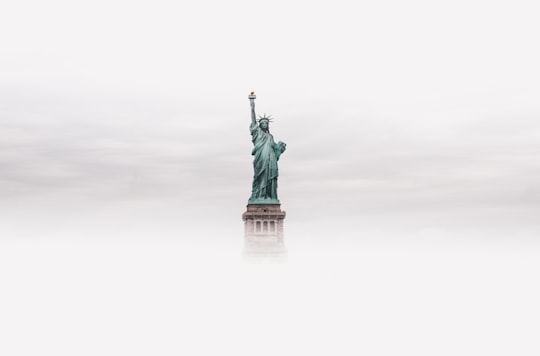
(242, 204), (286, 237)
(247, 198), (280, 205)
(242, 204), (287, 262)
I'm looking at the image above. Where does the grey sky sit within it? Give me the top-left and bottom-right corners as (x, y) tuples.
(1, 0), (539, 238)
(2, 3), (540, 355)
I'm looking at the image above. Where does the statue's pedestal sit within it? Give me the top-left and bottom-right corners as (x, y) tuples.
(242, 204), (286, 237)
(242, 204), (287, 262)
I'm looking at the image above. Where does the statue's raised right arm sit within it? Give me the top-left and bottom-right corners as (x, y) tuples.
(249, 92), (257, 126)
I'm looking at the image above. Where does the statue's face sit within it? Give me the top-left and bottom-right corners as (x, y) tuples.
(259, 120), (269, 130)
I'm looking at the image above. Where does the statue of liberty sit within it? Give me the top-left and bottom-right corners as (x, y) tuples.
(248, 92), (287, 204)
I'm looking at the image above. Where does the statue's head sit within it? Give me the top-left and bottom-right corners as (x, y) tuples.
(258, 114), (272, 131)
(259, 119), (269, 130)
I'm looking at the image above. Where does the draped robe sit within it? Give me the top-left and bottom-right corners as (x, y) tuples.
(249, 121), (283, 203)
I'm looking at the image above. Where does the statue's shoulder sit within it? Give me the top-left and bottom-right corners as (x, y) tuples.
(250, 121), (259, 134)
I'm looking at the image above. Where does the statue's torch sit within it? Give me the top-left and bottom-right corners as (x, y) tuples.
(249, 91), (256, 107)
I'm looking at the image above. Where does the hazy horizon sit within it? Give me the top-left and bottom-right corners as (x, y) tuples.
(1, 1), (539, 355)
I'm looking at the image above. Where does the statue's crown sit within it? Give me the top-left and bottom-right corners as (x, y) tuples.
(258, 114), (273, 122)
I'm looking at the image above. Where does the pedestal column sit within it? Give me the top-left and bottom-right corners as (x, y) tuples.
(242, 204), (287, 261)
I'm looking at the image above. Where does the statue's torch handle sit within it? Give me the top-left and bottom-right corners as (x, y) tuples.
(249, 91), (256, 106)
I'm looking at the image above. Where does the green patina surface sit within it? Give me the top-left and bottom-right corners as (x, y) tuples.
(248, 93), (286, 205)
(248, 197), (281, 204)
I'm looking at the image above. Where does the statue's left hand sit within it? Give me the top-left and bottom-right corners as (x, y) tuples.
(278, 141), (286, 153)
